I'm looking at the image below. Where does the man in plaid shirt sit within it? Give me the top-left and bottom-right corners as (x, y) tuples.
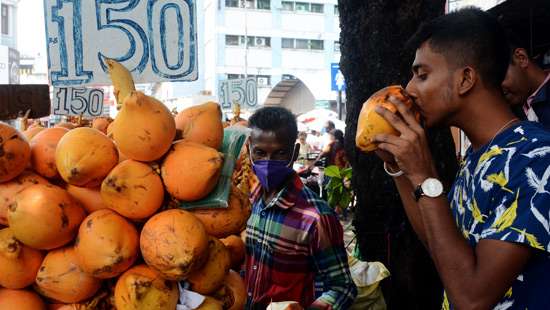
(245, 107), (356, 309)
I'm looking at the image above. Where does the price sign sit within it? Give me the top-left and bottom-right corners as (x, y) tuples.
(52, 87), (105, 117)
(44, 0), (198, 87)
(219, 78), (258, 109)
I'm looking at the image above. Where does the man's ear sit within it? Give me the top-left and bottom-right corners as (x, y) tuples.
(512, 48), (530, 68)
(457, 66), (476, 96)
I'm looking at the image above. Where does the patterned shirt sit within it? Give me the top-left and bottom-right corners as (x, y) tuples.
(445, 121), (550, 310)
(245, 174), (357, 309)
(524, 73), (550, 127)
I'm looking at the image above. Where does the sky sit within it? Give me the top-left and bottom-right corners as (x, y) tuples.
(18, 0), (47, 57)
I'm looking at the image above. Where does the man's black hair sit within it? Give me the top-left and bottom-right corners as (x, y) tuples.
(506, 29), (530, 58)
(326, 121), (335, 130)
(249, 106), (298, 145)
(407, 7), (510, 90)
(330, 129), (344, 145)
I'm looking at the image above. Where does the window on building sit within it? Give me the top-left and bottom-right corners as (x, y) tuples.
(295, 2), (309, 12)
(310, 40), (323, 50)
(253, 36), (271, 47)
(227, 74), (243, 79)
(282, 38), (294, 49)
(1, 5), (8, 35)
(225, 0), (239, 8)
(334, 5), (339, 15)
(295, 39), (309, 49)
(225, 35), (239, 46)
(281, 1), (294, 11)
(282, 74), (297, 80)
(257, 0), (270, 10)
(256, 75), (271, 86)
(334, 41), (340, 52)
(310, 3), (323, 13)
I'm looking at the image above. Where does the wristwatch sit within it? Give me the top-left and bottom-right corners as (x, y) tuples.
(414, 178), (444, 202)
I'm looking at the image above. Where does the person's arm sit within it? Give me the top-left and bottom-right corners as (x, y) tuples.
(384, 159), (429, 246)
(372, 99), (532, 309)
(310, 212), (357, 310)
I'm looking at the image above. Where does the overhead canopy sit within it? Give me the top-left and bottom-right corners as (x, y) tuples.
(489, 0), (550, 62)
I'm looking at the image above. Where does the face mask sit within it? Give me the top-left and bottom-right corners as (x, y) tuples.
(250, 144), (299, 191)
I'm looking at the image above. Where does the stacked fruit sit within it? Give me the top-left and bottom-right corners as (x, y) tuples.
(0, 60), (251, 310)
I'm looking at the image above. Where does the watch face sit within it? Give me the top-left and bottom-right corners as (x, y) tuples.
(421, 178), (444, 198)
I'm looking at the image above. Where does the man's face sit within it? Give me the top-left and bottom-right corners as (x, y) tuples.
(405, 42), (456, 127)
(501, 60), (530, 106)
(250, 129), (295, 163)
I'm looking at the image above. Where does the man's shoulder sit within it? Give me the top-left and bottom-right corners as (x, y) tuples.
(505, 122), (550, 151)
(296, 186), (337, 218)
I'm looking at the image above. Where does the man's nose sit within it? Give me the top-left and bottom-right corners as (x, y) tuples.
(405, 80), (418, 100)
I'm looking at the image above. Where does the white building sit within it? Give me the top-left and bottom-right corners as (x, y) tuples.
(165, 0), (342, 115)
(0, 0), (20, 84)
(447, 0), (506, 12)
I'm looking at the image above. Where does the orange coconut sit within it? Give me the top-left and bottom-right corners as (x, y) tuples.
(34, 247), (101, 303)
(0, 288), (46, 310)
(22, 126), (45, 140)
(92, 118), (110, 134)
(213, 270), (246, 310)
(0, 122), (31, 183)
(161, 141), (223, 202)
(355, 85), (420, 152)
(114, 265), (179, 310)
(55, 127), (118, 187)
(140, 209), (209, 280)
(191, 188), (251, 238)
(220, 235), (246, 270)
(187, 237), (231, 294)
(7, 184), (86, 250)
(74, 209), (139, 279)
(174, 101), (224, 150)
(54, 122), (76, 130)
(0, 228), (44, 289)
(66, 185), (108, 213)
(30, 127), (69, 179)
(0, 170), (49, 226)
(101, 160), (163, 220)
(112, 91), (176, 162)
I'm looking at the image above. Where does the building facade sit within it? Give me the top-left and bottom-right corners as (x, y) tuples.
(447, 0), (506, 12)
(0, 0), (19, 84)
(167, 0), (341, 114)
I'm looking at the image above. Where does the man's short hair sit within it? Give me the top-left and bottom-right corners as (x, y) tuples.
(407, 7), (510, 90)
(249, 107), (298, 145)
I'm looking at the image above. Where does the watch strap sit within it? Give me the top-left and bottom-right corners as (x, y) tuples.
(414, 184), (423, 202)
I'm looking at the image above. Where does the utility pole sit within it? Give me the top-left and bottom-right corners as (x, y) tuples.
(241, 0), (249, 80)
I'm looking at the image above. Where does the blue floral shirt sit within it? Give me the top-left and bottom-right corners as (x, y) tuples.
(445, 121), (550, 310)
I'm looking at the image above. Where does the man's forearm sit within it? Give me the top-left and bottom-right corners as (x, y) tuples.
(415, 195), (483, 307)
(392, 174), (428, 246)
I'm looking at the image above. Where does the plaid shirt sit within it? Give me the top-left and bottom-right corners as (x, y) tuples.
(245, 174), (357, 309)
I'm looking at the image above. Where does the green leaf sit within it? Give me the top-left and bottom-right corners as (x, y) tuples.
(324, 165), (341, 178)
(342, 168), (353, 179)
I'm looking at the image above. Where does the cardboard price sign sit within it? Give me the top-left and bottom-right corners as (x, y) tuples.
(52, 87), (105, 117)
(218, 78), (258, 109)
(44, 0), (198, 86)
(0, 85), (51, 120)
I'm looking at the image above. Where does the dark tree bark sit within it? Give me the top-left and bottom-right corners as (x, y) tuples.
(338, 1), (460, 309)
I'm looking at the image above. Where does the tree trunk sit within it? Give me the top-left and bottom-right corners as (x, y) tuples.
(338, 1), (460, 309)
